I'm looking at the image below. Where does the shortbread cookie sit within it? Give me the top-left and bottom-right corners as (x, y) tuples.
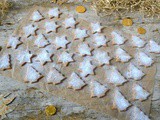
(31, 10), (44, 22)
(17, 50), (34, 66)
(58, 51), (74, 66)
(106, 67), (127, 86)
(68, 72), (86, 90)
(54, 36), (69, 49)
(24, 65), (43, 83)
(7, 35), (22, 49)
(132, 84), (150, 101)
(48, 8), (61, 18)
(79, 59), (96, 77)
(78, 43), (92, 56)
(45, 21), (59, 33)
(136, 51), (153, 67)
(63, 17), (77, 29)
(74, 28), (88, 40)
(111, 31), (126, 45)
(112, 89), (131, 111)
(147, 40), (160, 53)
(90, 80), (109, 98)
(93, 49), (111, 66)
(23, 24), (38, 38)
(131, 36), (146, 48)
(90, 22), (103, 34)
(46, 67), (65, 84)
(0, 54), (11, 70)
(36, 49), (52, 65)
(93, 33), (108, 47)
(115, 48), (131, 62)
(124, 63), (145, 80)
(129, 106), (150, 120)
(34, 34), (50, 48)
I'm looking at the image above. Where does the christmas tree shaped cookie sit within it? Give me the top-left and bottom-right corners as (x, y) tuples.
(78, 43), (92, 56)
(93, 50), (111, 66)
(24, 65), (43, 83)
(136, 51), (153, 67)
(147, 40), (160, 53)
(34, 34), (50, 48)
(93, 33), (108, 47)
(131, 36), (146, 48)
(0, 54), (11, 70)
(132, 84), (150, 101)
(68, 72), (86, 90)
(31, 10), (44, 22)
(129, 106), (150, 120)
(79, 59), (96, 77)
(106, 67), (127, 86)
(112, 89), (131, 111)
(7, 35), (22, 49)
(124, 63), (145, 80)
(17, 50), (34, 66)
(90, 80), (109, 98)
(115, 48), (131, 62)
(111, 31), (126, 45)
(46, 67), (65, 85)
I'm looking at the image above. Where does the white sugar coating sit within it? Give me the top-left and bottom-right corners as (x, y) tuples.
(31, 10), (43, 22)
(63, 17), (76, 29)
(111, 31), (126, 45)
(94, 50), (111, 65)
(58, 51), (73, 65)
(124, 63), (145, 80)
(17, 50), (33, 65)
(113, 89), (131, 111)
(78, 43), (91, 56)
(91, 22), (103, 33)
(148, 40), (160, 53)
(23, 24), (38, 37)
(48, 8), (60, 18)
(0, 54), (10, 70)
(106, 67), (127, 86)
(133, 84), (150, 101)
(130, 106), (150, 120)
(90, 80), (109, 98)
(25, 66), (42, 83)
(79, 59), (95, 77)
(74, 28), (88, 40)
(7, 35), (22, 49)
(46, 67), (65, 84)
(36, 50), (52, 65)
(115, 48), (131, 62)
(68, 72), (86, 90)
(45, 21), (59, 33)
(131, 36), (146, 48)
(34, 34), (49, 48)
(136, 52), (153, 67)
(54, 36), (69, 49)
(93, 33), (108, 47)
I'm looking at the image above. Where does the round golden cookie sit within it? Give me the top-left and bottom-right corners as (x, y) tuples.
(76, 6), (86, 13)
(122, 18), (133, 26)
(45, 105), (56, 116)
(138, 27), (146, 34)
